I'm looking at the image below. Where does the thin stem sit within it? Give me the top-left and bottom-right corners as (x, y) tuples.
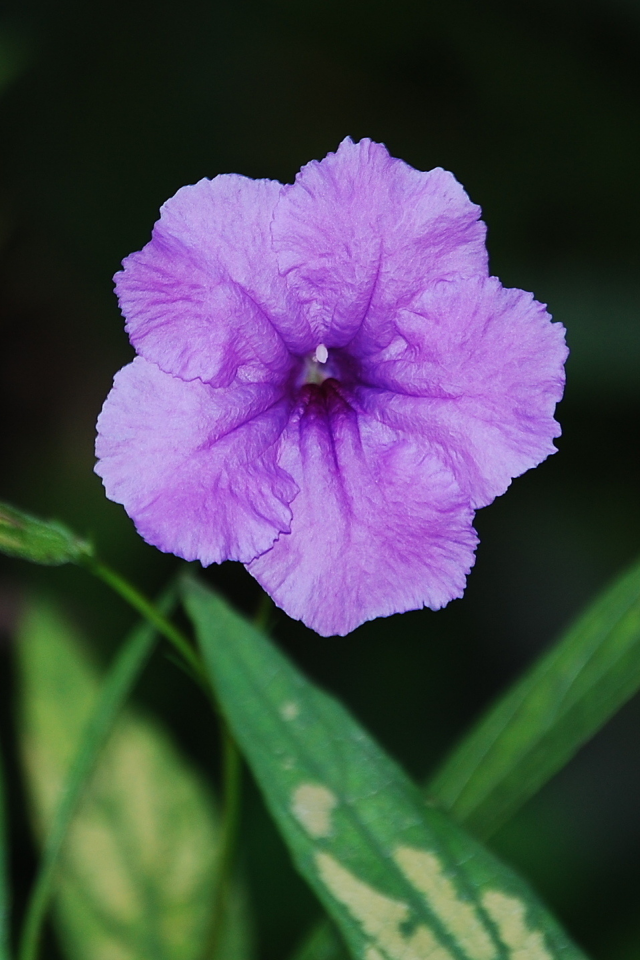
(202, 592), (270, 959)
(204, 722), (242, 960)
(83, 558), (207, 689)
(83, 556), (244, 959)
(288, 918), (347, 960)
(254, 591), (274, 632)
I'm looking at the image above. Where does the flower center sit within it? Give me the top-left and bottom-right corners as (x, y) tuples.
(301, 343), (333, 386)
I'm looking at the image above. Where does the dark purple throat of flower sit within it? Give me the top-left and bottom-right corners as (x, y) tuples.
(95, 136), (568, 636)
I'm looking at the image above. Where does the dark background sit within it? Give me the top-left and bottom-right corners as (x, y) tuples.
(1, 0), (640, 956)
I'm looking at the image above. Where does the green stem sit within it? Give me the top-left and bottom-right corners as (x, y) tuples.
(254, 591), (273, 632)
(83, 558), (207, 688)
(202, 592), (270, 959)
(205, 721), (242, 960)
(289, 918), (347, 960)
(83, 558), (244, 959)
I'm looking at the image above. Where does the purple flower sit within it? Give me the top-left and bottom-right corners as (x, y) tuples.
(95, 138), (567, 637)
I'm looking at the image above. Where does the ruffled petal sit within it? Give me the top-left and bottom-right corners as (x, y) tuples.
(247, 382), (478, 636)
(115, 175), (309, 386)
(95, 357), (297, 564)
(272, 137), (488, 349)
(355, 276), (568, 507)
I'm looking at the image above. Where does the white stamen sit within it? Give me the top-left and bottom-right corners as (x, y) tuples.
(314, 343), (329, 364)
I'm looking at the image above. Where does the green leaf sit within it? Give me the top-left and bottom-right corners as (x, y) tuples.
(429, 555), (640, 839)
(0, 502), (91, 566)
(18, 590), (173, 960)
(288, 557), (640, 959)
(17, 595), (252, 960)
(184, 577), (588, 960)
(0, 747), (10, 960)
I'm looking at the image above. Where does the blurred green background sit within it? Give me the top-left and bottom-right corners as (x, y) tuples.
(1, 0), (640, 957)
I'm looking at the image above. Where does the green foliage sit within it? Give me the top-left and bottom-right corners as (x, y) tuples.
(17, 591), (174, 960)
(184, 576), (587, 960)
(286, 554), (640, 959)
(0, 502), (92, 567)
(429, 556), (640, 839)
(16, 595), (252, 960)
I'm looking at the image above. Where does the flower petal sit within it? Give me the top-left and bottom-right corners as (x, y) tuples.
(356, 276), (568, 507)
(115, 175), (309, 386)
(247, 383), (478, 636)
(272, 137), (488, 349)
(95, 357), (297, 564)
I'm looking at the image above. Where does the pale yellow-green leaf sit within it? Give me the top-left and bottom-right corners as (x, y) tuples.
(17, 596), (252, 960)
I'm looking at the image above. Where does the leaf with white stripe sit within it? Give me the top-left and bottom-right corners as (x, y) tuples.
(184, 577), (590, 960)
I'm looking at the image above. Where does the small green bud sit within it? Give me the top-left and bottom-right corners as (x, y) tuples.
(0, 501), (93, 566)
